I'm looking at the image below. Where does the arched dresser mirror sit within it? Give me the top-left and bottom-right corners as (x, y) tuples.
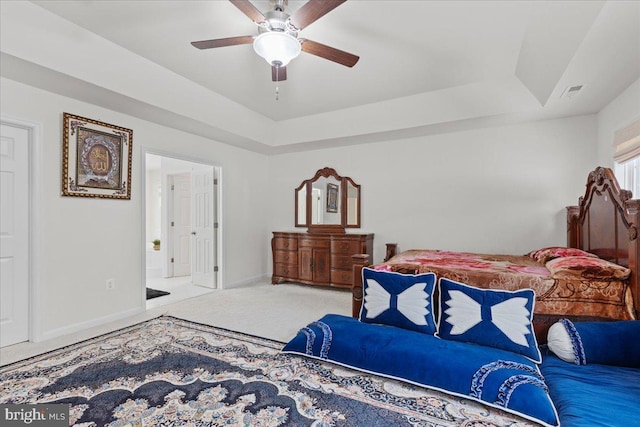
(295, 167), (361, 233)
(272, 167), (373, 289)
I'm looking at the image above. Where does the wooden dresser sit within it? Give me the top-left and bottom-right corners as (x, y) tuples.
(272, 232), (373, 289)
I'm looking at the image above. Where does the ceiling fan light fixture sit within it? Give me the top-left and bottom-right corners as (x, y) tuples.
(253, 31), (301, 66)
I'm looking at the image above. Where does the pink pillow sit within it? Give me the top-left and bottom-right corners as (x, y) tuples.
(528, 246), (597, 264)
(546, 256), (631, 280)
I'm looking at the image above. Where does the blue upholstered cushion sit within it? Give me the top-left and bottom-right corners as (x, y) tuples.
(283, 314), (559, 427)
(359, 267), (437, 334)
(437, 278), (542, 363)
(541, 353), (640, 427)
(547, 319), (640, 367)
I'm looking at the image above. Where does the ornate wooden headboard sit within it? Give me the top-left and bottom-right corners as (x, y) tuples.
(566, 167), (640, 316)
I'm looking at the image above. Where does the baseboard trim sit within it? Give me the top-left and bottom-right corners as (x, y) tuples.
(225, 273), (270, 289)
(33, 306), (145, 343)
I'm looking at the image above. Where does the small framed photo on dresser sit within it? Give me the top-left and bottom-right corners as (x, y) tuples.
(326, 183), (339, 213)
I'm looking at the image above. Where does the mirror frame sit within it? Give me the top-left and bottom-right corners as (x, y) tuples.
(295, 167), (361, 233)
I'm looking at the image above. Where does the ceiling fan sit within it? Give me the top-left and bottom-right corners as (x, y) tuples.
(191, 0), (359, 82)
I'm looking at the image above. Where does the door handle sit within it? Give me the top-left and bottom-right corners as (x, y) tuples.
(191, 232), (196, 235)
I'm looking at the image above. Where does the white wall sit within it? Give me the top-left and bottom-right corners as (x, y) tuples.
(268, 115), (598, 264)
(596, 77), (640, 168)
(1, 77), (269, 341)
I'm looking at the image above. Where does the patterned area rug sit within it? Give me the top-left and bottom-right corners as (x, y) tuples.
(0, 316), (538, 426)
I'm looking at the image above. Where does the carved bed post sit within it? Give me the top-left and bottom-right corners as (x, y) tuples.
(351, 254), (371, 318)
(626, 199), (640, 316)
(566, 205), (580, 249)
(385, 243), (398, 261)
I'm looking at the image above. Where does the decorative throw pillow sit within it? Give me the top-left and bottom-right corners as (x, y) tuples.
(545, 256), (630, 280)
(547, 319), (640, 367)
(359, 267), (437, 334)
(437, 278), (541, 362)
(527, 246), (597, 264)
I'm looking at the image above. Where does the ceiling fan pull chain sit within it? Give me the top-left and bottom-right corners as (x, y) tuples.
(275, 65), (280, 101)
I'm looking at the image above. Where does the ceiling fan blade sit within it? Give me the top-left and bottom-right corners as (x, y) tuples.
(272, 65), (287, 82)
(301, 39), (359, 67)
(229, 0), (266, 23)
(289, 0), (346, 30)
(191, 36), (254, 49)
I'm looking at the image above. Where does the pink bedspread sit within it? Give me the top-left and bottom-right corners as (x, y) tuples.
(376, 249), (634, 321)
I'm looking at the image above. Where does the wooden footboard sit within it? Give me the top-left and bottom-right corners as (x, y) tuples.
(351, 254), (370, 318)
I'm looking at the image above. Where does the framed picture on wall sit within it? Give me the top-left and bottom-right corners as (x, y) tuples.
(326, 183), (339, 213)
(62, 112), (133, 199)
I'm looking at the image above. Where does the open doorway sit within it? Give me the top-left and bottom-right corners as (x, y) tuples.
(144, 152), (221, 308)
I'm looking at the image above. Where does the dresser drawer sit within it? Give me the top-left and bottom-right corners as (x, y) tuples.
(274, 250), (297, 264)
(331, 269), (352, 285)
(274, 263), (297, 278)
(273, 237), (298, 251)
(299, 238), (330, 248)
(331, 254), (353, 270)
(330, 240), (361, 255)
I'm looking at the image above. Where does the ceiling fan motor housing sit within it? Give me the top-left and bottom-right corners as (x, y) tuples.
(270, 0), (288, 13)
(260, 10), (298, 37)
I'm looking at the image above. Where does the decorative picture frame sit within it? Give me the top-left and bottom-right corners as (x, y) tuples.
(326, 183), (339, 213)
(62, 113), (133, 199)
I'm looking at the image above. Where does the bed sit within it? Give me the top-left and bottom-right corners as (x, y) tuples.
(351, 167), (640, 341)
(282, 167), (640, 427)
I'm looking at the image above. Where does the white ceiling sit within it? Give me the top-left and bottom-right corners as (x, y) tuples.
(2, 0), (639, 153)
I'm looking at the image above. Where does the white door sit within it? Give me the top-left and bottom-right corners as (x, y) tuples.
(191, 168), (216, 288)
(0, 123), (29, 347)
(171, 174), (191, 277)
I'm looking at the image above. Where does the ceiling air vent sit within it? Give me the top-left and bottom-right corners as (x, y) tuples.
(560, 85), (584, 99)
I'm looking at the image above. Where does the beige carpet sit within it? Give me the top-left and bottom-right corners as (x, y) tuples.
(0, 281), (351, 366)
